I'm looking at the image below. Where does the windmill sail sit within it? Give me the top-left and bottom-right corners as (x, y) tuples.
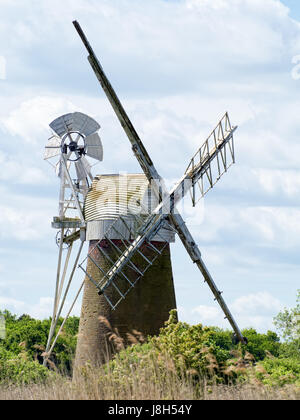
(50, 112), (100, 138)
(44, 135), (61, 160)
(85, 133), (103, 161)
(185, 112), (236, 206)
(75, 156), (92, 180)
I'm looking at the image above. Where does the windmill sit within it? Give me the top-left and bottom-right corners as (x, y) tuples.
(43, 21), (247, 369)
(71, 21), (247, 370)
(43, 111), (103, 365)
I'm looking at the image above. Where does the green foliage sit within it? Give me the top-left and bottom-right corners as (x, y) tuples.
(0, 310), (79, 376)
(274, 290), (300, 342)
(3, 314), (50, 360)
(104, 310), (295, 389)
(106, 311), (237, 385)
(241, 328), (280, 360)
(150, 310), (232, 378)
(0, 356), (53, 385)
(0, 346), (15, 361)
(255, 357), (300, 387)
(278, 339), (300, 360)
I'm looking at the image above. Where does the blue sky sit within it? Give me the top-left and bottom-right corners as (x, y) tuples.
(0, 0), (300, 334)
(282, 0), (300, 20)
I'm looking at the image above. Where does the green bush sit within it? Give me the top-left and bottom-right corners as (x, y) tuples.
(0, 310), (79, 374)
(150, 310), (232, 378)
(241, 328), (281, 361)
(104, 310), (288, 387)
(105, 311), (243, 385)
(0, 356), (54, 385)
(279, 339), (300, 360)
(255, 357), (300, 387)
(273, 290), (300, 342)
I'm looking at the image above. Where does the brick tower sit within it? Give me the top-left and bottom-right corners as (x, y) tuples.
(74, 173), (177, 369)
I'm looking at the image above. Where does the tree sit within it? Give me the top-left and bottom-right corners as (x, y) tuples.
(273, 291), (300, 360)
(273, 290), (300, 342)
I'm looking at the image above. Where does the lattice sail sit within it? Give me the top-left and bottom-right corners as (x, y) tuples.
(185, 113), (236, 206)
(79, 212), (176, 310)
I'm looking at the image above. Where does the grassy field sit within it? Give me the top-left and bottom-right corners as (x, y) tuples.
(0, 354), (299, 400)
(0, 372), (299, 400)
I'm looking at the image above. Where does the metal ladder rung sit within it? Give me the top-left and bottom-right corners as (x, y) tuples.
(117, 270), (135, 287)
(110, 237), (142, 274)
(135, 248), (154, 265)
(110, 225), (130, 242)
(118, 216), (135, 238)
(96, 243), (115, 265)
(144, 240), (163, 255)
(126, 260), (144, 276)
(102, 292), (115, 310)
(102, 277), (139, 310)
(130, 213), (146, 225)
(104, 236), (124, 256)
(95, 239), (141, 286)
(120, 214), (146, 236)
(110, 280), (125, 299)
(105, 232), (146, 277)
(110, 226), (140, 256)
(100, 269), (135, 294)
(87, 254), (108, 278)
(78, 264), (98, 288)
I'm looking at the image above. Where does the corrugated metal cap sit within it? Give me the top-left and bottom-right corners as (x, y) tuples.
(84, 173), (156, 221)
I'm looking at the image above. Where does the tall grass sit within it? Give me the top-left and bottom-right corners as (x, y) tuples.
(1, 377), (299, 400)
(0, 356), (299, 400)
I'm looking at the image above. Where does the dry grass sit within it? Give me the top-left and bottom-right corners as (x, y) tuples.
(1, 378), (299, 400)
(0, 368), (195, 401)
(0, 362), (299, 400)
(201, 383), (300, 400)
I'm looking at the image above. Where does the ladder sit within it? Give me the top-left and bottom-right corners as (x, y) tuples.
(79, 213), (176, 309)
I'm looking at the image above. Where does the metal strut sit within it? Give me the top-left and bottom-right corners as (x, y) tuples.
(43, 239), (85, 366)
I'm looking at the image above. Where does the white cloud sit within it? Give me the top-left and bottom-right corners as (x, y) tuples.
(0, 186), (55, 241)
(240, 206), (300, 246)
(0, 295), (82, 320)
(253, 168), (300, 197)
(29, 297), (54, 319)
(0, 150), (50, 185)
(180, 292), (284, 331)
(1, 96), (78, 144)
(0, 296), (27, 313)
(186, 202), (300, 250)
(192, 305), (221, 322)
(231, 292), (283, 315)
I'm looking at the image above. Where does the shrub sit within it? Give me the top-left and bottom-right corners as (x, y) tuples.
(279, 339), (300, 360)
(149, 310), (232, 379)
(0, 311), (79, 374)
(104, 311), (243, 386)
(241, 328), (281, 361)
(0, 356), (54, 385)
(255, 357), (300, 387)
(103, 310), (289, 388)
